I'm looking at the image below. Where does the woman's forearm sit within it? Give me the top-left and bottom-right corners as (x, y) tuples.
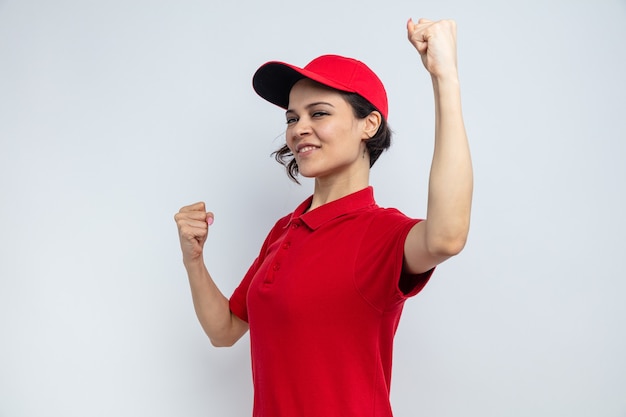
(184, 259), (248, 347)
(425, 75), (473, 256)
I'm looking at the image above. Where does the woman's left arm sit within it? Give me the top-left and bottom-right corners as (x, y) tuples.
(403, 18), (474, 274)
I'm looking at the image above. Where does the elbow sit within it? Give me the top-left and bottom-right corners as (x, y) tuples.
(209, 337), (236, 348)
(441, 237), (467, 257)
(198, 310), (245, 348)
(427, 232), (468, 258)
(426, 217), (471, 258)
(208, 330), (241, 347)
(204, 327), (239, 348)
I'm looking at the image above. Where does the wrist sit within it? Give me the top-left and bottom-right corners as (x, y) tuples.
(431, 73), (460, 88)
(183, 256), (205, 271)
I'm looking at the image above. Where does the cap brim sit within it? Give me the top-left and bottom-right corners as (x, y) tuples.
(252, 61), (357, 111)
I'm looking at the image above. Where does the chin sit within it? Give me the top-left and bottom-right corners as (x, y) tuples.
(296, 165), (320, 179)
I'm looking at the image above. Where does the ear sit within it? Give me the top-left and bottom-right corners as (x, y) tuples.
(362, 111), (382, 140)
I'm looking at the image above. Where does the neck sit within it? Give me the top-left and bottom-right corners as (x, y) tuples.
(308, 170), (370, 212)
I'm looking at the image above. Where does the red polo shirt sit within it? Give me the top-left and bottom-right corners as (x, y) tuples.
(229, 187), (433, 417)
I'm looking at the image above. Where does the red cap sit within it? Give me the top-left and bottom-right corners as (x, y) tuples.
(252, 54), (388, 120)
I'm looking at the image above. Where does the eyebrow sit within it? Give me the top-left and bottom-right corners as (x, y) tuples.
(285, 101), (335, 115)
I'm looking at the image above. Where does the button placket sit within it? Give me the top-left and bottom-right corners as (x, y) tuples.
(265, 219), (299, 284)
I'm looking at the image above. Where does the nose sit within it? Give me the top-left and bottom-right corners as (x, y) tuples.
(291, 118), (312, 139)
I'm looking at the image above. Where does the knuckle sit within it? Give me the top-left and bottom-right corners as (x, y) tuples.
(444, 19), (456, 28)
(182, 228), (199, 240)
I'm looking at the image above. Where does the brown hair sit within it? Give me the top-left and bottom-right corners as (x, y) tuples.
(271, 92), (392, 184)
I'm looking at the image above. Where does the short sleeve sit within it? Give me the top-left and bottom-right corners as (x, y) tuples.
(355, 209), (434, 311)
(229, 215), (291, 322)
(229, 257), (260, 323)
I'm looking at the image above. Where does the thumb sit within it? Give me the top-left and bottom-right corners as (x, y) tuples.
(407, 18), (429, 55)
(407, 17), (415, 33)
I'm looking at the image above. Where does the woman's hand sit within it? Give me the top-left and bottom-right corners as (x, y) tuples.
(407, 18), (458, 80)
(174, 202), (214, 264)
(174, 203), (248, 347)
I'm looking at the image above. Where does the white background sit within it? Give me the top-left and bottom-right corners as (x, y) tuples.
(1, 0), (625, 416)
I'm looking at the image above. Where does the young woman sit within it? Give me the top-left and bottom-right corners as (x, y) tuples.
(175, 18), (472, 417)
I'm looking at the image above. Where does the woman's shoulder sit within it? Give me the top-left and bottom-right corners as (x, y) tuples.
(358, 204), (422, 237)
(369, 204), (416, 222)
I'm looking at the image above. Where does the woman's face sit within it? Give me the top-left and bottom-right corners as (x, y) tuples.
(285, 79), (371, 181)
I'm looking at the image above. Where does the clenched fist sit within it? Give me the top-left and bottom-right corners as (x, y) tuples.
(174, 202), (214, 264)
(407, 18), (458, 80)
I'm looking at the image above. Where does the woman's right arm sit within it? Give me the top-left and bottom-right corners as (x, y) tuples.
(174, 202), (249, 347)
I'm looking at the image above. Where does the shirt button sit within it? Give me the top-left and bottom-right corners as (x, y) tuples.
(282, 242), (290, 250)
(291, 223), (299, 229)
(273, 264), (280, 271)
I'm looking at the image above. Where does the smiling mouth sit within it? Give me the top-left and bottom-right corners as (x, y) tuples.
(297, 145), (319, 154)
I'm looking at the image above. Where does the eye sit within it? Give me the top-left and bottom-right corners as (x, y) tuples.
(312, 111), (328, 118)
(285, 116), (298, 125)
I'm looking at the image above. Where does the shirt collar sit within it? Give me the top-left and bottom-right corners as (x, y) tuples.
(289, 186), (376, 231)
